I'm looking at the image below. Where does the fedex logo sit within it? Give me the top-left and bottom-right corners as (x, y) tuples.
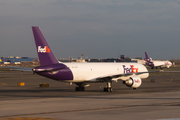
(123, 65), (138, 74)
(38, 46), (50, 53)
(135, 79), (140, 83)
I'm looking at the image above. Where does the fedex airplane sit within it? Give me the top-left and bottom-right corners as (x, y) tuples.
(8, 27), (166, 92)
(144, 52), (172, 69)
(29, 26), (151, 92)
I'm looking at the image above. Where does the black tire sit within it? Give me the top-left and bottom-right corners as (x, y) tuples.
(75, 87), (79, 91)
(104, 87), (107, 92)
(80, 87), (85, 91)
(110, 88), (113, 92)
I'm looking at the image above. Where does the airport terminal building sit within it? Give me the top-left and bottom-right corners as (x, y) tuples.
(0, 56), (34, 65)
(0, 55), (147, 66)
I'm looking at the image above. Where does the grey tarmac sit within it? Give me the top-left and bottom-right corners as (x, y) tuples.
(0, 69), (180, 120)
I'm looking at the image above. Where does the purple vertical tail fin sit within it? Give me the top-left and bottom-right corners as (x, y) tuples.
(145, 52), (149, 59)
(32, 26), (59, 66)
(144, 52), (152, 62)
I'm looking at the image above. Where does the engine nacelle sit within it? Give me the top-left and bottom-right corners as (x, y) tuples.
(123, 76), (142, 88)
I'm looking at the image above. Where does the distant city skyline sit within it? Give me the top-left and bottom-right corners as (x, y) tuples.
(0, 0), (180, 60)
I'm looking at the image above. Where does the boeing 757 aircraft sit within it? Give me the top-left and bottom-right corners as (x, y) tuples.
(7, 27), (172, 92)
(144, 52), (172, 69)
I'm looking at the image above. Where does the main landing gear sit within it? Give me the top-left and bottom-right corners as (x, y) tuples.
(74, 80), (113, 92)
(75, 86), (85, 91)
(103, 81), (113, 92)
(75, 83), (85, 91)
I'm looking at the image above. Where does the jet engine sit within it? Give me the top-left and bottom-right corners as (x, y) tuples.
(123, 76), (142, 89)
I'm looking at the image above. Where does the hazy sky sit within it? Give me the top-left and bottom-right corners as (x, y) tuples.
(0, 0), (180, 60)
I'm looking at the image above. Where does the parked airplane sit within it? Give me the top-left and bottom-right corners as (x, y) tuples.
(144, 52), (172, 69)
(6, 27), (170, 92)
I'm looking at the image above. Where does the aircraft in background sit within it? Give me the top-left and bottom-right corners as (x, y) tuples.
(144, 52), (172, 69)
(7, 27), (172, 92)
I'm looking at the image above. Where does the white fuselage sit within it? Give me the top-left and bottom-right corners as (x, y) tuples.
(63, 62), (149, 83)
(153, 61), (172, 68)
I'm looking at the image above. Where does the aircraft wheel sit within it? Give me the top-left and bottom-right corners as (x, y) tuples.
(104, 87), (108, 92)
(110, 88), (113, 92)
(108, 88), (111, 92)
(75, 87), (85, 91)
(80, 87), (85, 91)
(104, 87), (113, 92)
(108, 88), (113, 92)
(75, 87), (79, 91)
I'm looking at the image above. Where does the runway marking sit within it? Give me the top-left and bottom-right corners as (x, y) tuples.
(0, 102), (180, 119)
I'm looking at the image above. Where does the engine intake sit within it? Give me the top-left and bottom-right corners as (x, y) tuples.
(123, 76), (142, 88)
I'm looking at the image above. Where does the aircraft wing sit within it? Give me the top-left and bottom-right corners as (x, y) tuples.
(5, 66), (32, 72)
(96, 72), (147, 80)
(96, 70), (178, 81)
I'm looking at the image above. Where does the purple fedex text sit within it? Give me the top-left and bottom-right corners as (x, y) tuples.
(123, 65), (138, 74)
